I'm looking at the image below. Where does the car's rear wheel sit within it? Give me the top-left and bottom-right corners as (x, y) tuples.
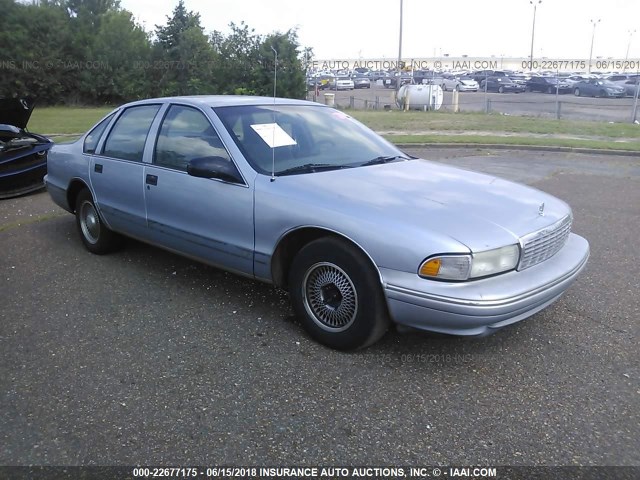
(574, 88), (581, 96)
(498, 86), (504, 93)
(75, 189), (123, 254)
(289, 237), (389, 350)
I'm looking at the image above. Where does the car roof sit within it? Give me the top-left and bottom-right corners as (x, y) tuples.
(119, 95), (319, 109)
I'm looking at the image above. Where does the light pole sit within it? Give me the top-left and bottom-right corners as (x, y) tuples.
(588, 19), (601, 74)
(529, 0), (542, 71)
(397, 0), (403, 89)
(624, 29), (636, 73)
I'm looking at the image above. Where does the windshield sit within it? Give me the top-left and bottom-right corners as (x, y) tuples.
(214, 104), (404, 175)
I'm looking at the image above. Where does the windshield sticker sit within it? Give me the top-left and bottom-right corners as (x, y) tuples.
(250, 123), (297, 148)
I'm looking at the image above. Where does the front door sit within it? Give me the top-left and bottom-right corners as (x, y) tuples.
(143, 104), (254, 276)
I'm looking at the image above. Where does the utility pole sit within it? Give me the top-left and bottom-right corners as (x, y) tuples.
(529, 1), (542, 71)
(588, 19), (601, 74)
(397, 0), (403, 90)
(624, 29), (636, 73)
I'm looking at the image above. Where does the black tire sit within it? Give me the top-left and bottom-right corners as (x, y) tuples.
(498, 86), (504, 93)
(75, 189), (123, 254)
(574, 88), (580, 97)
(441, 84), (447, 92)
(289, 237), (389, 350)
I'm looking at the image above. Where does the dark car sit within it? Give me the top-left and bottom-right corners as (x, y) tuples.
(0, 98), (53, 199)
(352, 75), (371, 89)
(573, 79), (626, 98)
(383, 74), (413, 89)
(471, 70), (511, 83)
(480, 76), (526, 93)
(526, 76), (573, 94)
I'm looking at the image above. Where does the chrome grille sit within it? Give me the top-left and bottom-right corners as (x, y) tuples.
(518, 215), (572, 270)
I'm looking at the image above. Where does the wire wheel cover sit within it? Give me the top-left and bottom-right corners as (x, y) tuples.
(302, 262), (358, 331)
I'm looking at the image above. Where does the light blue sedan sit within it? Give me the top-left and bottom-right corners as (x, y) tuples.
(45, 96), (589, 349)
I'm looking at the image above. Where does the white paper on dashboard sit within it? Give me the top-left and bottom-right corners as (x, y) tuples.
(250, 123), (297, 148)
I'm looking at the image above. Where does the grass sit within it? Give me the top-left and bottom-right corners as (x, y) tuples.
(385, 134), (640, 151)
(28, 106), (640, 151)
(28, 106), (114, 135)
(350, 110), (640, 139)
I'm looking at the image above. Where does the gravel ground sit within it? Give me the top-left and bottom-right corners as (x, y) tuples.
(0, 148), (638, 467)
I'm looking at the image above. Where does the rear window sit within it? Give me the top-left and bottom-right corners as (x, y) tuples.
(83, 113), (114, 154)
(102, 105), (160, 161)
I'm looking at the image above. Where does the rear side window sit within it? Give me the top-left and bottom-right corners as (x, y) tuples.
(83, 113), (114, 154)
(102, 105), (160, 161)
(154, 105), (231, 172)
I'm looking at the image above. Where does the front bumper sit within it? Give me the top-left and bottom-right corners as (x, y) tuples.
(382, 233), (589, 336)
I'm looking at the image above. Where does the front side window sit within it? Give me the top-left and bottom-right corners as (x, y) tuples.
(83, 113), (114, 154)
(102, 105), (160, 161)
(215, 104), (403, 175)
(154, 105), (231, 172)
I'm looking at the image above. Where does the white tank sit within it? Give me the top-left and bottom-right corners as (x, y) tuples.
(396, 84), (443, 111)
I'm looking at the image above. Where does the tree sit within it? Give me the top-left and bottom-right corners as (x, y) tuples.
(211, 22), (261, 95)
(153, 0), (217, 96)
(255, 30), (306, 99)
(91, 10), (152, 103)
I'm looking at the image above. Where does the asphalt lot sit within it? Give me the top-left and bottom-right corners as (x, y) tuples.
(1, 148), (639, 466)
(308, 82), (639, 122)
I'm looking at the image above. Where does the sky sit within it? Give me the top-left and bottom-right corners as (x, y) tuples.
(120, 0), (640, 61)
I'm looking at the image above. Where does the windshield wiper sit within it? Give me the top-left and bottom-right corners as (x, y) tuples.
(360, 155), (411, 166)
(276, 163), (354, 176)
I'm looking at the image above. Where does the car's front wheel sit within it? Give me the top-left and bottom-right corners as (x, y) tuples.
(498, 86), (504, 93)
(289, 237), (389, 350)
(574, 88), (581, 96)
(75, 189), (123, 254)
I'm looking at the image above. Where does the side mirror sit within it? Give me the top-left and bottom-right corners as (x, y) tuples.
(187, 156), (243, 184)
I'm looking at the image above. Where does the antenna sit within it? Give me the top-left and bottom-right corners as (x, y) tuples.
(270, 46), (278, 182)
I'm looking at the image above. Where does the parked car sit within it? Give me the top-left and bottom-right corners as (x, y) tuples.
(352, 75), (371, 89)
(508, 75), (528, 87)
(563, 75), (587, 87)
(623, 78), (640, 97)
(605, 74), (630, 85)
(480, 77), (526, 93)
(45, 96), (590, 350)
(0, 97), (53, 199)
(471, 70), (512, 84)
(573, 79), (626, 98)
(384, 74), (413, 88)
(440, 75), (479, 92)
(328, 76), (354, 90)
(525, 76), (573, 94)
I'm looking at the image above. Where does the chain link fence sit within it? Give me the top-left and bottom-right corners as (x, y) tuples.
(306, 81), (640, 123)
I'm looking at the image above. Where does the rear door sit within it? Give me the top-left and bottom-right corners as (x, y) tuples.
(143, 104), (254, 275)
(90, 104), (161, 238)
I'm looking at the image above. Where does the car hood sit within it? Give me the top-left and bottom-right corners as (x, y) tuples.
(277, 159), (570, 252)
(0, 98), (35, 130)
(460, 79), (477, 85)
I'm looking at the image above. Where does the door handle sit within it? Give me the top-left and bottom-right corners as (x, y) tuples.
(146, 174), (158, 186)
(94, 164), (103, 173)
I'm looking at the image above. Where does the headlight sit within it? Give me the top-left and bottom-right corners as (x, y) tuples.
(419, 245), (520, 281)
(470, 245), (520, 278)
